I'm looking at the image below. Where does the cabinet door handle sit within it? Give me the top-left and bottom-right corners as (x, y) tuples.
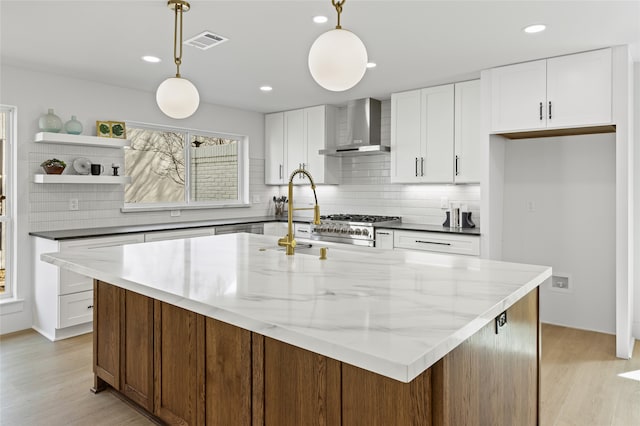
(415, 157), (418, 177)
(87, 305), (94, 310)
(416, 240), (451, 246)
(421, 157), (425, 176)
(455, 155), (460, 176)
(377, 231), (390, 235)
(279, 164), (283, 179)
(539, 102), (543, 121)
(548, 101), (552, 120)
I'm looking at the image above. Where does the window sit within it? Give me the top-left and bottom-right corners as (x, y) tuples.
(0, 106), (14, 299)
(124, 123), (248, 209)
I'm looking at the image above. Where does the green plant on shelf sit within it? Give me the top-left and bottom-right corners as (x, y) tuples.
(40, 158), (66, 168)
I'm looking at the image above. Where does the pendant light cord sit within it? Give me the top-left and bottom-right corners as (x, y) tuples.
(332, 0), (345, 29)
(173, 2), (184, 78)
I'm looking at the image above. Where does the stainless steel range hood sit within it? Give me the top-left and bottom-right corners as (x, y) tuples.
(319, 98), (387, 156)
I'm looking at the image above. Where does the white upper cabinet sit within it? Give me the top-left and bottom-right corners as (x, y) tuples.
(305, 105), (338, 185)
(265, 105), (339, 185)
(454, 80), (481, 183)
(285, 108), (306, 181)
(546, 49), (612, 128)
(421, 84), (455, 183)
(490, 48), (612, 133)
(490, 59), (547, 132)
(392, 82), (478, 184)
(391, 85), (454, 183)
(265, 112), (285, 185)
(391, 89), (422, 183)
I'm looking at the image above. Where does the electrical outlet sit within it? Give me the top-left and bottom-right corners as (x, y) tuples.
(252, 195), (261, 204)
(495, 311), (507, 334)
(551, 275), (570, 291)
(170, 210), (181, 217)
(440, 197), (449, 209)
(526, 200), (536, 212)
(69, 199), (78, 211)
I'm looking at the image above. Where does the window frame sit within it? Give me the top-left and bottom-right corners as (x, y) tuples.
(122, 121), (250, 212)
(0, 105), (15, 300)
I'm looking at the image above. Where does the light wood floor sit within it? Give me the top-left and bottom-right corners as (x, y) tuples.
(1, 324), (639, 425)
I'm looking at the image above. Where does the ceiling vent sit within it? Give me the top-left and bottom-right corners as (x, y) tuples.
(183, 31), (229, 50)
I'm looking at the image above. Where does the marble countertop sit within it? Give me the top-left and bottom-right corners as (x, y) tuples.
(41, 233), (547, 382)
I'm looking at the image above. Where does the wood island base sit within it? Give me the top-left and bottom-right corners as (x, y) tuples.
(92, 280), (539, 426)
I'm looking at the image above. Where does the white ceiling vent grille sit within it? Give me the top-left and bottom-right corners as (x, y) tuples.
(184, 31), (229, 50)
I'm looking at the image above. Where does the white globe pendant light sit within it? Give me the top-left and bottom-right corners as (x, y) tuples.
(308, 0), (368, 92)
(156, 0), (200, 119)
(156, 76), (199, 119)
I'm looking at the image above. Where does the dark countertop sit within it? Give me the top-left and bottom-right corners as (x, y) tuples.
(375, 222), (481, 236)
(30, 216), (480, 241)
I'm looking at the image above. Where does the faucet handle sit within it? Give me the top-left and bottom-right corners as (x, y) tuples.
(313, 205), (321, 225)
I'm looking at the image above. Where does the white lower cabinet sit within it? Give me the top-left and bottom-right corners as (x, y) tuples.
(59, 290), (94, 328)
(33, 234), (145, 341)
(144, 227), (216, 242)
(264, 222), (288, 237)
(392, 230), (480, 256)
(375, 229), (394, 249)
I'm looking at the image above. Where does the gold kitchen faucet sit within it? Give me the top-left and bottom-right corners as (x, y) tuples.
(277, 168), (321, 255)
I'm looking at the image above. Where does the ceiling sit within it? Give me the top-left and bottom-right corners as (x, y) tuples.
(2, 1), (639, 114)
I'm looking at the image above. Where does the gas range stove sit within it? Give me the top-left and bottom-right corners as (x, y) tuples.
(311, 214), (401, 247)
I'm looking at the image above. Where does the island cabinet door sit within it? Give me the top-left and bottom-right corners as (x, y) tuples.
(204, 318), (252, 425)
(93, 280), (121, 390)
(120, 290), (154, 412)
(254, 335), (342, 426)
(431, 288), (539, 426)
(153, 301), (205, 426)
(341, 365), (432, 425)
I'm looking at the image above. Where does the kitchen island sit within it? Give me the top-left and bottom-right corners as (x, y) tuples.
(42, 233), (551, 426)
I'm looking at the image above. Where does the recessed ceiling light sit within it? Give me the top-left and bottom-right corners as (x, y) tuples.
(366, 62), (377, 68)
(260, 86), (273, 92)
(313, 15), (328, 24)
(142, 55), (161, 63)
(523, 24), (546, 34)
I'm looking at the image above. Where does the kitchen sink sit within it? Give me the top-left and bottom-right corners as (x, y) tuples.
(261, 243), (324, 256)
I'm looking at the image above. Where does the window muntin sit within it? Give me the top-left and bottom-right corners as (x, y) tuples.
(124, 123), (247, 208)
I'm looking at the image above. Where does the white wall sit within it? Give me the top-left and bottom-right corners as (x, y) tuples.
(0, 64), (274, 334)
(634, 62), (640, 339)
(502, 134), (616, 334)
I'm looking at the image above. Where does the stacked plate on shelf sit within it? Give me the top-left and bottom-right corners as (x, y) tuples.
(72, 157), (91, 175)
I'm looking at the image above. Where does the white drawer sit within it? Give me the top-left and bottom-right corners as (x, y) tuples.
(58, 290), (94, 328)
(59, 270), (93, 295)
(393, 230), (480, 256)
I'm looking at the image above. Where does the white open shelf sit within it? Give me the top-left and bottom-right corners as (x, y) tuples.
(35, 132), (130, 148)
(33, 174), (132, 184)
